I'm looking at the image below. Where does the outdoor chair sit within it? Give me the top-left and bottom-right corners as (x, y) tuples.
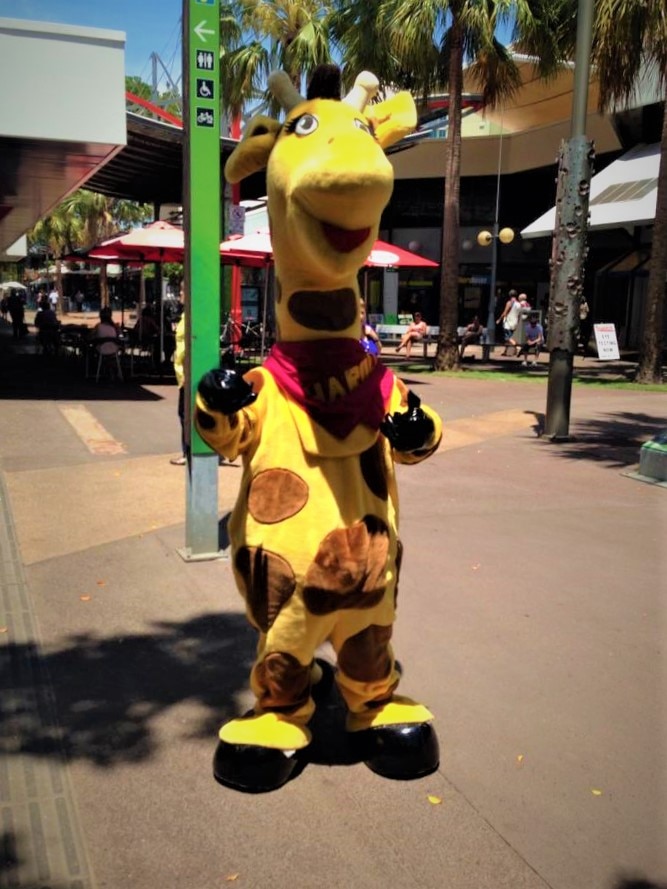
(94, 336), (123, 383)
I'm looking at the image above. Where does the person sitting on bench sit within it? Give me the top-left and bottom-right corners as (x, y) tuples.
(517, 312), (544, 366)
(395, 312), (428, 358)
(459, 315), (483, 359)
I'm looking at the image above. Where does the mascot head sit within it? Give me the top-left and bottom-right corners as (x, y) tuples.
(225, 66), (417, 342)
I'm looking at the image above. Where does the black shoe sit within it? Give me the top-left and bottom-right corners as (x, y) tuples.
(354, 722), (439, 780)
(311, 657), (335, 703)
(213, 739), (303, 793)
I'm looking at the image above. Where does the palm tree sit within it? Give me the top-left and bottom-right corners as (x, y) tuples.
(591, 0), (666, 383)
(71, 191), (151, 246)
(219, 0), (336, 117)
(336, 0), (563, 370)
(328, 1), (404, 93)
(28, 191), (152, 310)
(29, 203), (83, 311)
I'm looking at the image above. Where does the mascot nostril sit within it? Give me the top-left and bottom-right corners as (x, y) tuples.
(195, 64), (443, 793)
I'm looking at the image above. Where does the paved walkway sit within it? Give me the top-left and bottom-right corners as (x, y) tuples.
(0, 318), (665, 889)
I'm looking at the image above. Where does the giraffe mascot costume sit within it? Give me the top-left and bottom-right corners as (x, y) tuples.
(196, 65), (443, 793)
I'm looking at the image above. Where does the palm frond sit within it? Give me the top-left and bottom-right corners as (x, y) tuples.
(592, 0), (667, 108)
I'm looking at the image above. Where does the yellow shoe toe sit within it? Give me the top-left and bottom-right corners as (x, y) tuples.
(219, 713), (312, 750)
(346, 696), (434, 732)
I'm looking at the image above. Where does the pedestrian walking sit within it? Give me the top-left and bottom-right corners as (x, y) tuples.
(48, 285), (59, 315)
(497, 289), (522, 355)
(7, 289), (25, 340)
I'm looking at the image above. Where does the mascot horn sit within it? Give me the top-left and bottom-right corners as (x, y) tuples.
(196, 64), (443, 793)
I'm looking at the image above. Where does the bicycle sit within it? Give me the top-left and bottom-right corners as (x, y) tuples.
(220, 314), (267, 367)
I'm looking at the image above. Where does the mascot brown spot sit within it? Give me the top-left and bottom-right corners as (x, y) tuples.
(287, 288), (358, 331)
(248, 469), (309, 524)
(235, 546), (296, 632)
(394, 538), (403, 608)
(360, 441), (389, 500)
(303, 515), (389, 614)
(254, 651), (311, 711)
(338, 624), (393, 682)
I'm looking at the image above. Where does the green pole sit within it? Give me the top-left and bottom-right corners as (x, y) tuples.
(181, 0), (223, 558)
(544, 0), (595, 440)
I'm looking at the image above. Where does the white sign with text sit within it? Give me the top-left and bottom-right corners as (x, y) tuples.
(594, 323), (620, 360)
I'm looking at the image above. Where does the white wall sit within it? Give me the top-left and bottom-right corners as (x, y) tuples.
(0, 18), (126, 144)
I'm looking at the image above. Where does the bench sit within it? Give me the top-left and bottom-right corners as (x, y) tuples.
(376, 324), (439, 358)
(376, 323), (525, 361)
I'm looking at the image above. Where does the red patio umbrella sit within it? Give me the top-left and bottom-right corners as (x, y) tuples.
(365, 240), (438, 268)
(88, 220), (185, 263)
(220, 231), (273, 267)
(219, 230), (437, 268)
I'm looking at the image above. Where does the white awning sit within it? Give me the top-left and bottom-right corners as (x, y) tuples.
(521, 142), (660, 238)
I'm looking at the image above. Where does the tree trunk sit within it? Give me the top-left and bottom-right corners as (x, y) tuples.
(434, 20), (463, 371)
(55, 260), (65, 315)
(634, 104), (667, 384)
(544, 136), (594, 438)
(100, 263), (109, 309)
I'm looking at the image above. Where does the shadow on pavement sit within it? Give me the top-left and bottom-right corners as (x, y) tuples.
(4, 608), (366, 772)
(612, 879), (667, 889)
(4, 613), (256, 767)
(545, 412), (665, 467)
(0, 321), (169, 402)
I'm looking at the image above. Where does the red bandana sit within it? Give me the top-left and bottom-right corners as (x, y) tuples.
(264, 339), (394, 439)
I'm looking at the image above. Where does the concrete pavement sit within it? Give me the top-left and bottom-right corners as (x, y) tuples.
(1, 318), (666, 889)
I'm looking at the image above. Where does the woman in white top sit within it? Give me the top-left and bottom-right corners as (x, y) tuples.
(497, 290), (522, 355)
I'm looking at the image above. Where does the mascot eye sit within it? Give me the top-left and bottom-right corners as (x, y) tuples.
(354, 119), (373, 136)
(294, 114), (318, 136)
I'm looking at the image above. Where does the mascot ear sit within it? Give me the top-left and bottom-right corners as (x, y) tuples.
(225, 115), (283, 184)
(368, 92), (417, 150)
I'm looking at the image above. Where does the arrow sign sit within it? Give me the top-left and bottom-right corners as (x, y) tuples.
(194, 20), (215, 41)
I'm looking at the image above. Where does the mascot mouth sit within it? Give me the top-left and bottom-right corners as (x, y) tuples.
(321, 222), (371, 253)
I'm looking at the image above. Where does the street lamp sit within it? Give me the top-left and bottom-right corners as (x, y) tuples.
(478, 224), (514, 345)
(476, 121), (514, 346)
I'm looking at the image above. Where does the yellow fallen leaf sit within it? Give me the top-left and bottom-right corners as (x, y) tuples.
(591, 788), (603, 796)
(224, 874), (240, 882)
(427, 795), (442, 805)
(80, 595), (92, 602)
(516, 754), (524, 765)
(0, 627), (8, 634)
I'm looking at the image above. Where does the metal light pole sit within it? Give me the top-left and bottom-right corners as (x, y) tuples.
(544, 0), (595, 439)
(481, 126), (513, 345)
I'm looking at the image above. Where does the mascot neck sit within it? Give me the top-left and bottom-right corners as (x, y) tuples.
(274, 271), (363, 342)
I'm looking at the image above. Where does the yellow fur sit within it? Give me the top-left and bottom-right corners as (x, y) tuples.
(197, 69), (441, 755)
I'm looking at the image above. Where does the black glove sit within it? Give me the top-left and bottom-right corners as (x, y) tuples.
(197, 368), (257, 415)
(380, 390), (434, 452)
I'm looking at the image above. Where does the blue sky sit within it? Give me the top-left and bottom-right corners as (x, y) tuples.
(0, 1), (517, 90)
(0, 0), (184, 83)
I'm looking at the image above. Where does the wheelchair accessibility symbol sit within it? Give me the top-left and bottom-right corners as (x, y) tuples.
(197, 78), (214, 100)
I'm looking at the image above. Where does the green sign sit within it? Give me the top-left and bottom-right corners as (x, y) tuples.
(185, 0), (220, 455)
